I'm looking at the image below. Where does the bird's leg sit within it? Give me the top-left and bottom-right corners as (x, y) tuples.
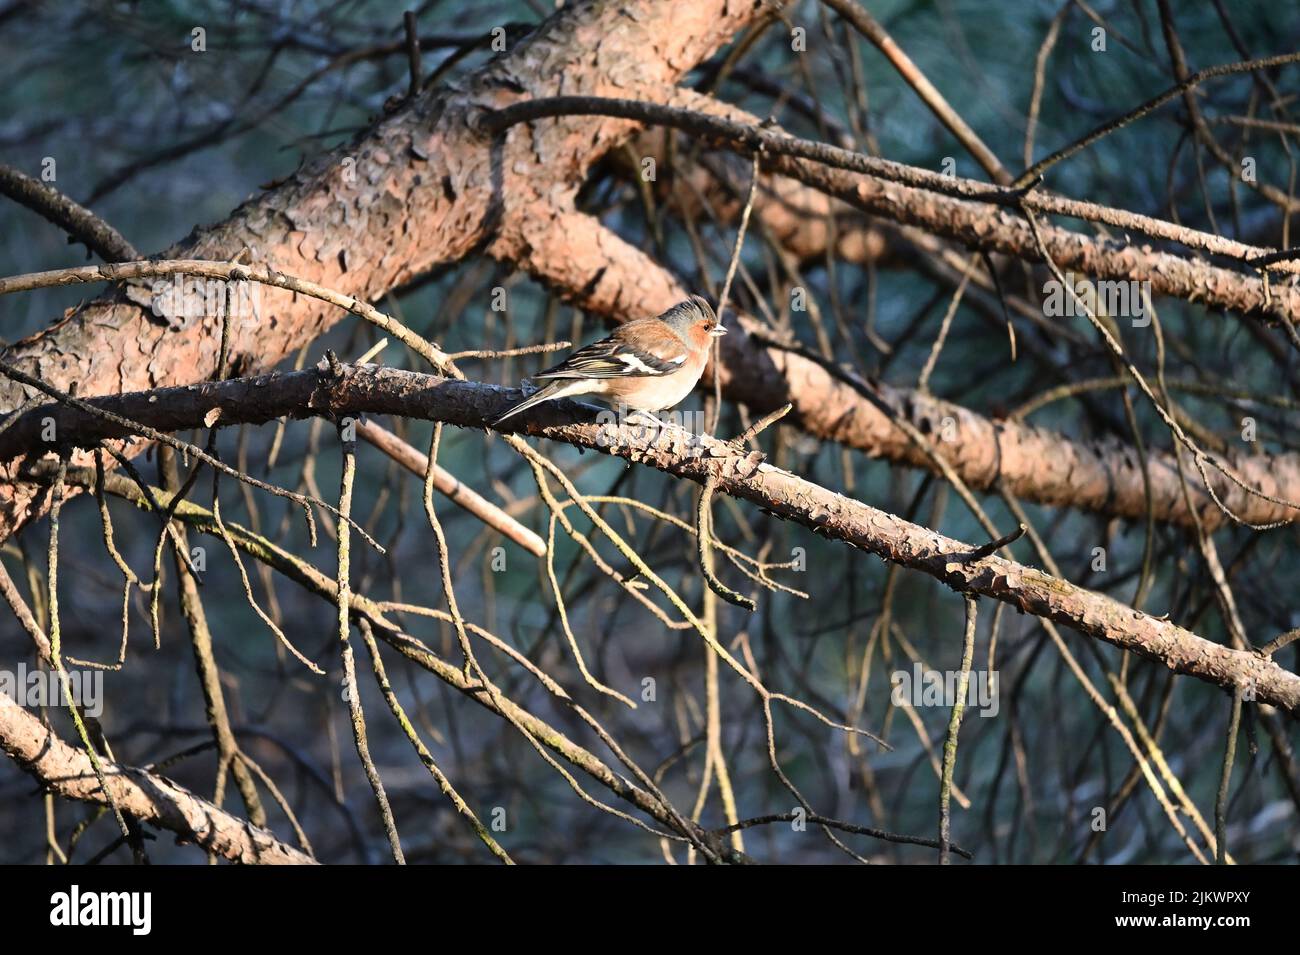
(639, 410), (669, 429)
(628, 409), (670, 437)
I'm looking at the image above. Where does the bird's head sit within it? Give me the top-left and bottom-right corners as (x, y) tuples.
(659, 295), (727, 339)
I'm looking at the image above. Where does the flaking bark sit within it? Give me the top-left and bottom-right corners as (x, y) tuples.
(10, 361), (1295, 715)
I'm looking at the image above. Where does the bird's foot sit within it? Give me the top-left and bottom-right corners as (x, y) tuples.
(628, 409), (670, 431)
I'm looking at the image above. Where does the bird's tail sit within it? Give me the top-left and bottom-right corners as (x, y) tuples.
(491, 381), (569, 427)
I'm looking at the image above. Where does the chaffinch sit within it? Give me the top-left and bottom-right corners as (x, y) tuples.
(492, 295), (726, 426)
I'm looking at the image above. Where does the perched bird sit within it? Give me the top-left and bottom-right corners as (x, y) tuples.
(491, 295), (726, 426)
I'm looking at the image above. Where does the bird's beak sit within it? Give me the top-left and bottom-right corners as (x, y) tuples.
(710, 324), (728, 337)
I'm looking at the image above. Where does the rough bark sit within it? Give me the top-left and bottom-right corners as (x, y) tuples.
(3, 0), (1296, 540)
(0, 692), (314, 864)
(11, 361), (1296, 715)
(622, 128), (891, 266)
(0, 0), (768, 539)
(490, 200), (1300, 532)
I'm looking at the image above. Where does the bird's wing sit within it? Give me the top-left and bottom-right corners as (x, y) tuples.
(532, 326), (688, 380)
